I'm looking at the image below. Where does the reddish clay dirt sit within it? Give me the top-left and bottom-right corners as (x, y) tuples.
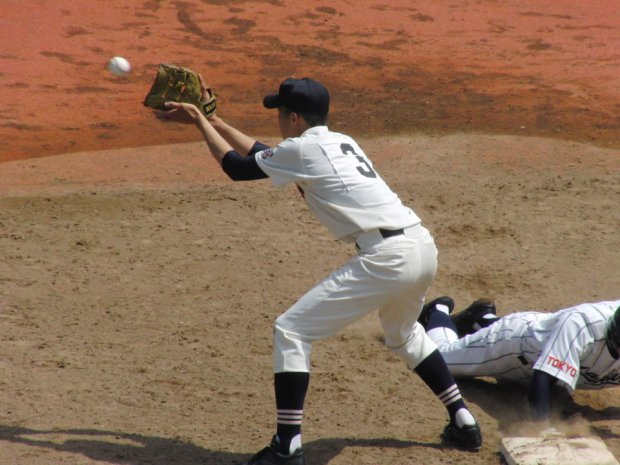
(1, 1), (619, 163)
(0, 2), (619, 465)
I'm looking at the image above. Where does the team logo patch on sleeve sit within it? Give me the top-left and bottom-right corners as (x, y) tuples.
(260, 148), (274, 159)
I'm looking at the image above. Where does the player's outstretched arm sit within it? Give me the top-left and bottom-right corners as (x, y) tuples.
(528, 369), (555, 421)
(162, 101), (233, 166)
(196, 74), (258, 156)
(161, 102), (267, 181)
(208, 115), (258, 156)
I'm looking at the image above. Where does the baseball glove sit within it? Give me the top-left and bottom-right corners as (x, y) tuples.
(143, 63), (217, 118)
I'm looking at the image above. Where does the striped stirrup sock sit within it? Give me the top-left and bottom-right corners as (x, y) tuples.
(277, 409), (303, 426)
(438, 384), (462, 407)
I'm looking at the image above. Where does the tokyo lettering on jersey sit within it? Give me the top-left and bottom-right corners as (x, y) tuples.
(254, 126), (420, 242)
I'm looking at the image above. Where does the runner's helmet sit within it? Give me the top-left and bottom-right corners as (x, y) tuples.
(605, 305), (620, 359)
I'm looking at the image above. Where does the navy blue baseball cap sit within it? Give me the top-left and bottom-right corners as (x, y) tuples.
(263, 77), (329, 115)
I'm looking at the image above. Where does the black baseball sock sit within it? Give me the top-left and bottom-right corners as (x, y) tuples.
(274, 372), (309, 455)
(426, 305), (457, 332)
(415, 350), (475, 426)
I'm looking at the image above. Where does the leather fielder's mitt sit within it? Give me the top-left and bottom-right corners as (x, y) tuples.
(143, 63), (217, 118)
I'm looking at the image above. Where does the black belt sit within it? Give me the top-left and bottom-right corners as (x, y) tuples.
(379, 228), (405, 238)
(355, 228), (406, 252)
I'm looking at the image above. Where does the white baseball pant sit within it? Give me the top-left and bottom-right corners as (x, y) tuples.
(274, 224), (438, 373)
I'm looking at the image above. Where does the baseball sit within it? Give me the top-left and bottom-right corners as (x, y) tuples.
(107, 56), (131, 77)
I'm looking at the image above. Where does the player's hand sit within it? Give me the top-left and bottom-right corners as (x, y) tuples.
(198, 74), (211, 101)
(198, 73), (219, 121)
(158, 101), (205, 125)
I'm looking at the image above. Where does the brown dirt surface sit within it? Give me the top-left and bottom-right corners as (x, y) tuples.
(0, 1), (619, 464)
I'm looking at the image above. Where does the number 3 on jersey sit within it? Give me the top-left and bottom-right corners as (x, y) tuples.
(341, 143), (377, 178)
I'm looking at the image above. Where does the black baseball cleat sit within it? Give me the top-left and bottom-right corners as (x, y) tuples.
(451, 299), (497, 337)
(441, 421), (482, 452)
(419, 296), (455, 327)
(241, 436), (305, 465)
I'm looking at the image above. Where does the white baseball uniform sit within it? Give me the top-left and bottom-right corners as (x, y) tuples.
(428, 300), (620, 393)
(255, 126), (438, 373)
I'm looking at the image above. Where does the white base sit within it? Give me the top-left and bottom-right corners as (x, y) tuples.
(500, 436), (619, 465)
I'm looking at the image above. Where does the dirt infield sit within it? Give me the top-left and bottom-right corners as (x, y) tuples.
(0, 2), (619, 465)
(1, 0), (619, 162)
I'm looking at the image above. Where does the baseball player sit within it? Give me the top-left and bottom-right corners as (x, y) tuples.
(157, 76), (482, 464)
(419, 296), (620, 421)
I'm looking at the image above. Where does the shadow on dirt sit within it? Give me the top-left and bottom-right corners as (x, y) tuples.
(457, 378), (531, 430)
(0, 425), (444, 465)
(458, 377), (620, 439)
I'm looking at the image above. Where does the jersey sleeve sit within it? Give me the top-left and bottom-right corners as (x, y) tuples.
(254, 138), (304, 187)
(532, 312), (594, 392)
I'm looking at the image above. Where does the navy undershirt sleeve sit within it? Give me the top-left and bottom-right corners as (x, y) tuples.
(221, 141), (269, 181)
(248, 141), (270, 156)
